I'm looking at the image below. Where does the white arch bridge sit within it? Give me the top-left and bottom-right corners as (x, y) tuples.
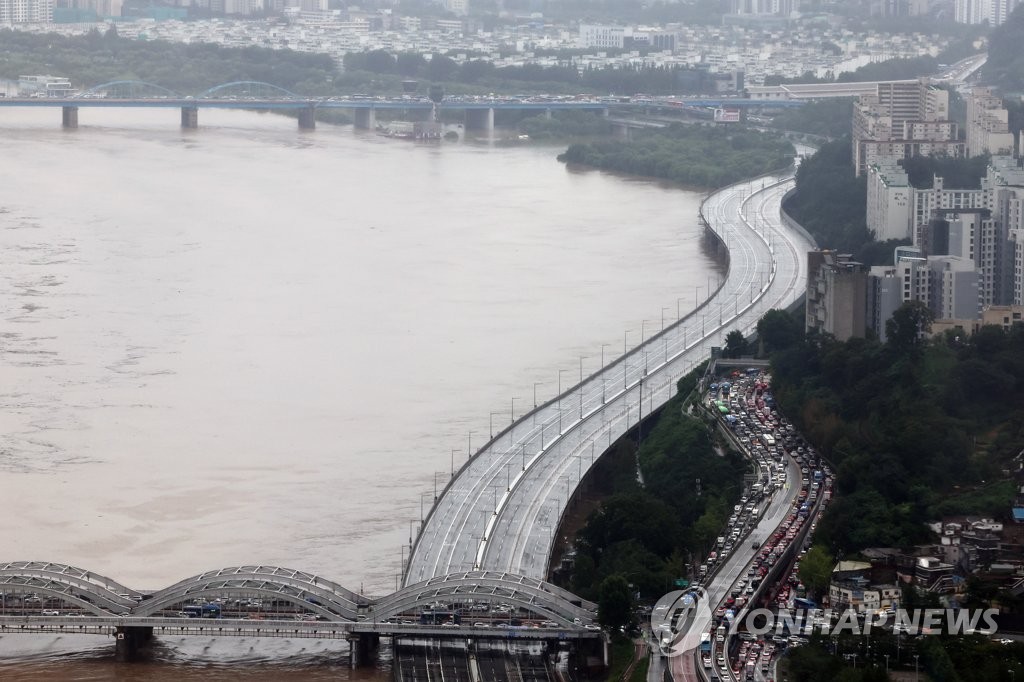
(0, 561), (599, 660)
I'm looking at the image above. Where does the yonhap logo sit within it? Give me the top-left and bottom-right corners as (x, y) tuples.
(648, 587), (714, 657)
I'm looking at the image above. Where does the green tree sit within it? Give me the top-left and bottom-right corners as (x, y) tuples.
(885, 301), (934, 355)
(756, 309), (803, 355)
(798, 545), (834, 599)
(724, 330), (747, 358)
(598, 574), (634, 632)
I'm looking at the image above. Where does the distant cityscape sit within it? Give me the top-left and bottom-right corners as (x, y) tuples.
(0, 0), (989, 88)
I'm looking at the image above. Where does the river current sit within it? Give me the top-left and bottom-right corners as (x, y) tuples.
(0, 107), (722, 678)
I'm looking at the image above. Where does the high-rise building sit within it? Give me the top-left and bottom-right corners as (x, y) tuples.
(867, 250), (979, 340)
(954, 0), (1023, 24)
(729, 0), (795, 14)
(0, 0), (53, 22)
(966, 87), (1016, 157)
(866, 161), (913, 241)
(852, 80), (962, 176)
(806, 251), (868, 341)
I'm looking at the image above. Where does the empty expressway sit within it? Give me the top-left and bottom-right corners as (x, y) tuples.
(405, 159), (817, 589)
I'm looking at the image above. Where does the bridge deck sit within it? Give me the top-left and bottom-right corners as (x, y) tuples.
(407, 155), (816, 587)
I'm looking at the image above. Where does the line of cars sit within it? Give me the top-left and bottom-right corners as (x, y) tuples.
(699, 371), (834, 681)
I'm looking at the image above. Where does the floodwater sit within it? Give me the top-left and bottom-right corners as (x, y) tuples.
(0, 107), (722, 678)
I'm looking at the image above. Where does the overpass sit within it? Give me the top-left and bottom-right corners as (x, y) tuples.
(744, 53), (987, 102)
(406, 154), (816, 588)
(0, 79), (802, 132)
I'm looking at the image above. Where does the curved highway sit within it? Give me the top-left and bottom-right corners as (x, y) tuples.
(406, 160), (817, 587)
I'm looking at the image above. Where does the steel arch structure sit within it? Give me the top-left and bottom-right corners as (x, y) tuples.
(0, 563), (594, 629)
(372, 571), (594, 626)
(198, 81), (303, 100)
(134, 565), (365, 620)
(0, 575), (128, 616)
(75, 80), (182, 99)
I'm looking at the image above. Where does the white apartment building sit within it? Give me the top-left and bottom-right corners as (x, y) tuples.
(852, 80), (960, 176)
(578, 24), (631, 49)
(443, 0), (466, 16)
(867, 161), (912, 241)
(0, 0), (53, 22)
(868, 253), (979, 339)
(867, 157), (1024, 309)
(954, 0), (1023, 24)
(966, 87), (1016, 157)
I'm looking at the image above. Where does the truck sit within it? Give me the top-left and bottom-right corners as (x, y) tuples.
(700, 632), (712, 654)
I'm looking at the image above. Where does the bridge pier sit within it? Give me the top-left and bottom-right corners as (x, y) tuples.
(114, 626), (154, 662)
(181, 106), (198, 129)
(298, 105), (316, 130)
(353, 107), (376, 130)
(611, 122), (631, 140)
(464, 107), (494, 135)
(347, 632), (379, 668)
(62, 106), (78, 129)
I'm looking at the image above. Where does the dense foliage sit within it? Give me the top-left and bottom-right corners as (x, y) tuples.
(567, 365), (749, 601)
(342, 50), (745, 96)
(0, 28), (336, 95)
(899, 154), (991, 189)
(769, 306), (1024, 556)
(784, 136), (870, 252)
(984, 4), (1024, 93)
(768, 99), (853, 139)
(517, 111), (611, 139)
(557, 125), (794, 188)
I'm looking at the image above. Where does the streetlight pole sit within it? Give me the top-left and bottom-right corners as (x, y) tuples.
(601, 343), (609, 369)
(661, 307), (669, 331)
(558, 369), (566, 432)
(677, 297), (685, 321)
(490, 411), (501, 439)
(579, 356), (585, 418)
(533, 382), (541, 409)
(420, 492), (432, 523)
(511, 396), (518, 423)
(467, 430), (474, 460)
(623, 329), (631, 389)
(451, 448), (459, 476)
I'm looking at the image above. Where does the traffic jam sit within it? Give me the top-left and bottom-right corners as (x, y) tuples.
(698, 370), (833, 681)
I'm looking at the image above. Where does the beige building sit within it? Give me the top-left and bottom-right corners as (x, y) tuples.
(852, 79), (961, 177)
(806, 251), (867, 340)
(966, 87), (1016, 158)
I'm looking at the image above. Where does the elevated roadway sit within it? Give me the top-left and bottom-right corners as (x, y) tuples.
(407, 159), (817, 588)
